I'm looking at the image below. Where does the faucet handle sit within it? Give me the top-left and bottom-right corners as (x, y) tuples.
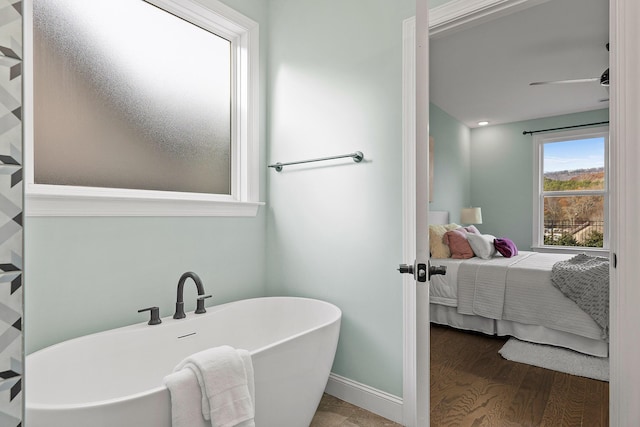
(195, 295), (212, 314)
(138, 306), (162, 325)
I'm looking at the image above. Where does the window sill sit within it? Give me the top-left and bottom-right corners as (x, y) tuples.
(26, 185), (264, 217)
(530, 245), (609, 258)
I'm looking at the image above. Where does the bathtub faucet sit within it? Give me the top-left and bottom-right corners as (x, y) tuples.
(173, 272), (212, 319)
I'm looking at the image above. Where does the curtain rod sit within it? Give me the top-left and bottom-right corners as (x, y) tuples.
(522, 121), (609, 136)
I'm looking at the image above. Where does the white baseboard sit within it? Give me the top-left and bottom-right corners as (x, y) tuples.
(324, 373), (404, 424)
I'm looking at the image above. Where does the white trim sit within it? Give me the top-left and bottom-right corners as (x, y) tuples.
(23, 0), (34, 202)
(325, 374), (403, 424)
(531, 245), (609, 257)
(26, 192), (263, 217)
(24, 0), (261, 217)
(609, 0), (640, 425)
(401, 16), (418, 427)
(429, 0), (551, 38)
(415, 1), (431, 426)
(144, 0), (256, 40)
(531, 126), (609, 250)
(25, 185), (264, 217)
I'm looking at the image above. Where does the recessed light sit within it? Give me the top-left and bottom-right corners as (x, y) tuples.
(477, 121), (489, 126)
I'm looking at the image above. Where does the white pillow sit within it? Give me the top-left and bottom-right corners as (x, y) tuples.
(467, 233), (497, 259)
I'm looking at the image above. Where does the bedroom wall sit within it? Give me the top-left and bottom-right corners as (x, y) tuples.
(428, 103), (471, 223)
(265, 0), (414, 397)
(24, 0), (270, 354)
(469, 108), (609, 249)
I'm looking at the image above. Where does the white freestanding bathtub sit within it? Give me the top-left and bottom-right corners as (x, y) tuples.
(26, 297), (341, 427)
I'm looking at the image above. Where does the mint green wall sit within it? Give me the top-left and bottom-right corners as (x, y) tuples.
(429, 103), (471, 223)
(25, 0), (270, 354)
(265, 0), (414, 397)
(470, 109), (609, 249)
(25, 216), (267, 353)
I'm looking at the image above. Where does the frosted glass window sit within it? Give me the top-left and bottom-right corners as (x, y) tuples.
(33, 0), (232, 195)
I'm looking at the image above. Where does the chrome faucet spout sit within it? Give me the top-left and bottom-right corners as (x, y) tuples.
(173, 271), (206, 319)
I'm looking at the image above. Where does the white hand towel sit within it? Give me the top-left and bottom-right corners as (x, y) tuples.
(175, 346), (255, 427)
(237, 349), (254, 407)
(235, 349), (255, 427)
(163, 368), (210, 427)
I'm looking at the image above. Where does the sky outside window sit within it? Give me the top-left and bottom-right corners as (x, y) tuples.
(543, 137), (605, 173)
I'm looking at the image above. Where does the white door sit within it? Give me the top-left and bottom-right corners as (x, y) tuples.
(400, 1), (431, 425)
(401, 1), (640, 426)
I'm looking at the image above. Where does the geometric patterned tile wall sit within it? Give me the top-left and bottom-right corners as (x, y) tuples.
(0, 1), (22, 426)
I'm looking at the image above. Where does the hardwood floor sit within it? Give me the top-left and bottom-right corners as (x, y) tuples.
(430, 324), (609, 426)
(310, 393), (402, 426)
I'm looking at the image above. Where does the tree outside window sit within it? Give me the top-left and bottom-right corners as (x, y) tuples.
(535, 128), (609, 249)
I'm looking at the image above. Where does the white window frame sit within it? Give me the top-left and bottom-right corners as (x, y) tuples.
(532, 126), (609, 254)
(23, 0), (262, 217)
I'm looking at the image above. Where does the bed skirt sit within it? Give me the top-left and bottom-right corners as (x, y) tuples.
(430, 303), (608, 358)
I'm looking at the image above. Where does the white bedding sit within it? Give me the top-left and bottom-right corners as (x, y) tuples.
(430, 251), (606, 343)
(502, 252), (604, 341)
(427, 211), (608, 356)
(456, 252), (536, 319)
(428, 258), (463, 307)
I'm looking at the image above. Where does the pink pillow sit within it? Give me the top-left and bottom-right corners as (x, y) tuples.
(443, 229), (474, 259)
(429, 223), (460, 258)
(462, 225), (480, 234)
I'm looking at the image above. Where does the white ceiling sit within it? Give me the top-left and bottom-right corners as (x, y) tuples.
(430, 0), (610, 128)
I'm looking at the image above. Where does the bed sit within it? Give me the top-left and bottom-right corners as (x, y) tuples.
(428, 211), (609, 357)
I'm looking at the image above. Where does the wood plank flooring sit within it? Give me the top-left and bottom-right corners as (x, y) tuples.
(310, 393), (402, 426)
(430, 324), (609, 427)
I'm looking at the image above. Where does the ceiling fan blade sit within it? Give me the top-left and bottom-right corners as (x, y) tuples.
(529, 77), (600, 86)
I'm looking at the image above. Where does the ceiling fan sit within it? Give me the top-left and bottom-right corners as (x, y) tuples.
(529, 43), (609, 88)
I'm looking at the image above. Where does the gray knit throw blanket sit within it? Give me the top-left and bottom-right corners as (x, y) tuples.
(551, 253), (610, 341)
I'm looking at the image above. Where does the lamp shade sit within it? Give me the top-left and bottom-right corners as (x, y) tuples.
(461, 207), (482, 224)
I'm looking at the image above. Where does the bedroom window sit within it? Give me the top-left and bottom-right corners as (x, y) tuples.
(533, 126), (609, 251)
(26, 0), (260, 217)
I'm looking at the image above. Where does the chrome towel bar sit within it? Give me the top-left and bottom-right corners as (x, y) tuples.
(268, 151), (364, 172)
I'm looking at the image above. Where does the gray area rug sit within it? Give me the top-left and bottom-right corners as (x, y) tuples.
(499, 337), (609, 382)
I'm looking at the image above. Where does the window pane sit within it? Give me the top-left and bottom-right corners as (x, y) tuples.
(543, 195), (604, 247)
(543, 138), (605, 191)
(33, 0), (232, 195)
